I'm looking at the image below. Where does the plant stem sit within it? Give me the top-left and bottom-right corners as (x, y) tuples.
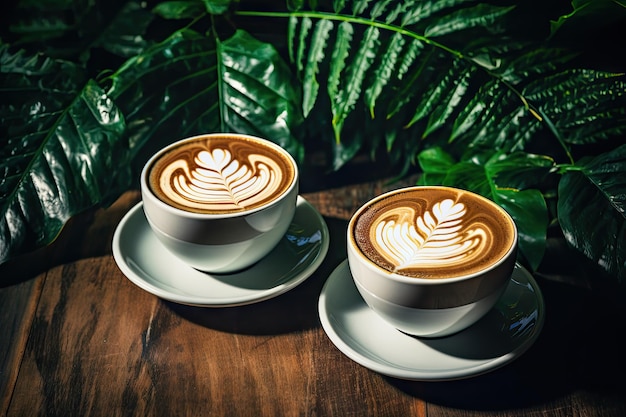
(236, 10), (463, 59)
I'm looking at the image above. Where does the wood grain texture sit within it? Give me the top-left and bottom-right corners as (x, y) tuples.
(2, 181), (626, 417)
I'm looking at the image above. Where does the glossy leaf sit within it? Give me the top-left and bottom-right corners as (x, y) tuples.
(106, 28), (304, 161)
(424, 4), (515, 38)
(331, 26), (379, 143)
(558, 145), (626, 282)
(202, 0), (232, 15)
(153, 1), (206, 19)
(7, 0), (153, 60)
(0, 47), (128, 264)
(302, 19), (333, 116)
(494, 188), (548, 271)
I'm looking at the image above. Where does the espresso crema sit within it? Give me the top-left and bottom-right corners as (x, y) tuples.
(352, 187), (515, 279)
(148, 135), (295, 214)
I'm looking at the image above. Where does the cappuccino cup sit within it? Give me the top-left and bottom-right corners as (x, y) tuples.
(347, 186), (518, 337)
(141, 133), (298, 273)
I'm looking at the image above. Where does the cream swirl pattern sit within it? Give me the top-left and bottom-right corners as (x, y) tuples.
(352, 187), (515, 279)
(148, 136), (295, 214)
(373, 199), (490, 273)
(158, 148), (283, 212)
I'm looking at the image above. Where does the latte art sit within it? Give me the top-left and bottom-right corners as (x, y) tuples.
(352, 188), (515, 279)
(148, 135), (295, 214)
(374, 199), (490, 273)
(160, 148), (282, 211)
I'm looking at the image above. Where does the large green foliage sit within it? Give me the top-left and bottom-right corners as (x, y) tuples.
(1, 0), (625, 287)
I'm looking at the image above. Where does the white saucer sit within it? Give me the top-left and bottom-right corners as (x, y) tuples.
(318, 260), (544, 381)
(112, 196), (329, 307)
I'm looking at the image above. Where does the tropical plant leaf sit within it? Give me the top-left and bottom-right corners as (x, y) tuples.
(550, 0), (626, 40)
(494, 188), (548, 271)
(153, 1), (207, 20)
(0, 46), (129, 264)
(283, 0), (625, 172)
(105, 28), (304, 161)
(285, 0), (528, 167)
(94, 0), (154, 58)
(331, 25), (380, 143)
(6, 0), (153, 61)
(558, 145), (626, 282)
(423, 3), (515, 38)
(302, 18), (334, 117)
(524, 69), (626, 146)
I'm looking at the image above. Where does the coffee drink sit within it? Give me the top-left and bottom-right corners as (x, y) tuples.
(148, 134), (296, 214)
(141, 133), (299, 273)
(351, 186), (515, 279)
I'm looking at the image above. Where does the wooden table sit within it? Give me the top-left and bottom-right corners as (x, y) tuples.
(2, 179), (626, 417)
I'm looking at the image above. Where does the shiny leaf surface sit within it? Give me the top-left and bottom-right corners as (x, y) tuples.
(0, 47), (128, 263)
(558, 146), (626, 281)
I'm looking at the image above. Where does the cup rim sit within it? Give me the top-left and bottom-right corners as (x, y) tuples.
(347, 185), (518, 284)
(141, 133), (299, 219)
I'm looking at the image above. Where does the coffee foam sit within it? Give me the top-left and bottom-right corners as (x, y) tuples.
(352, 188), (515, 279)
(148, 136), (295, 214)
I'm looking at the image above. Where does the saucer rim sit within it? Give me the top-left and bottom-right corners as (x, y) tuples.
(112, 196), (329, 307)
(318, 260), (545, 381)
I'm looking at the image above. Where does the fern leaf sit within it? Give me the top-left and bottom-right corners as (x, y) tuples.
(399, 0), (474, 26)
(397, 38), (425, 80)
(423, 64), (476, 138)
(327, 21), (354, 110)
(424, 4), (515, 37)
(352, 0), (372, 16)
(302, 19), (334, 116)
(295, 17), (313, 76)
(405, 59), (465, 128)
(288, 15), (297, 63)
(493, 46), (579, 84)
(449, 79), (503, 143)
(524, 69), (626, 145)
(333, 0), (348, 13)
(332, 26), (380, 143)
(386, 46), (434, 119)
(370, 0), (395, 20)
(365, 32), (405, 118)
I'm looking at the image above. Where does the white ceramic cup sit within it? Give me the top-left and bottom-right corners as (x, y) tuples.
(347, 186), (518, 337)
(141, 133), (299, 273)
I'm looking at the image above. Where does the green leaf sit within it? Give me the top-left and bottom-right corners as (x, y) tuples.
(327, 21), (354, 110)
(106, 28), (304, 161)
(6, 0), (153, 61)
(153, 1), (206, 20)
(0, 47), (128, 263)
(424, 4), (515, 37)
(201, 0), (232, 15)
(422, 65), (475, 138)
(332, 25), (379, 144)
(524, 69), (626, 146)
(494, 188), (548, 271)
(550, 0), (626, 39)
(96, 1), (154, 58)
(558, 145), (626, 282)
(365, 32), (405, 118)
(404, 59), (467, 129)
(302, 19), (334, 117)
(220, 30), (305, 158)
